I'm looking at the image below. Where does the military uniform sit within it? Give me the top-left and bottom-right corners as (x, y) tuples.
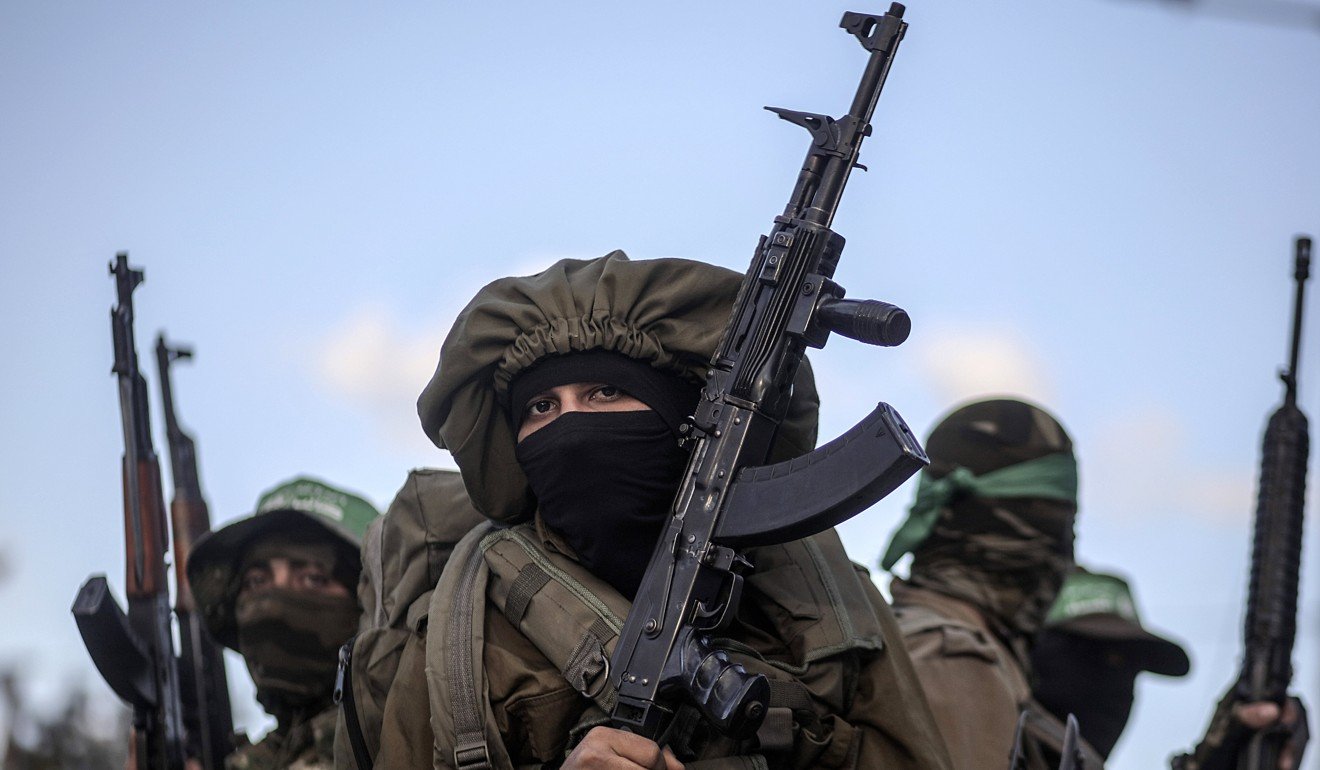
(881, 399), (1086, 770)
(378, 252), (953, 769)
(891, 582), (1033, 765)
(188, 477), (380, 770)
(228, 708), (338, 770)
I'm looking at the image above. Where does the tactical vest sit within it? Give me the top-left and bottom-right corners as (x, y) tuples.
(424, 521), (892, 770)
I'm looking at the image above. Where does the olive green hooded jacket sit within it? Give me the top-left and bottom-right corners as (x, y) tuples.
(387, 252), (952, 769)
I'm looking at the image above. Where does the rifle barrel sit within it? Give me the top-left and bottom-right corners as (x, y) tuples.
(1284, 237), (1310, 406)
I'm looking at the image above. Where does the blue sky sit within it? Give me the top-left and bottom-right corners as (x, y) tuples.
(1, 1), (1318, 766)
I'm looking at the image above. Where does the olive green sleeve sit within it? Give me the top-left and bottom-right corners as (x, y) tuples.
(847, 578), (956, 770)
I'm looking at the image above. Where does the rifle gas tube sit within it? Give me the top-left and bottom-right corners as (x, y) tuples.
(609, 4), (926, 744)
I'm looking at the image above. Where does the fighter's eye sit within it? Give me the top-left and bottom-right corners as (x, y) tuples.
(241, 567), (271, 592)
(592, 385), (622, 401)
(523, 394), (560, 424)
(302, 571), (330, 589)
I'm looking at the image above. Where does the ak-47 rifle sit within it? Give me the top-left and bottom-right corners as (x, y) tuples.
(1234, 236), (1311, 770)
(157, 334), (234, 770)
(73, 253), (187, 769)
(609, 4), (925, 743)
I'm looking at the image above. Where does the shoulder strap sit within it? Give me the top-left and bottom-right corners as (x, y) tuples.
(428, 523), (630, 769)
(427, 521), (509, 770)
(429, 525), (887, 768)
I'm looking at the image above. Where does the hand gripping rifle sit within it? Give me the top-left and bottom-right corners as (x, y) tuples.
(609, 4), (926, 744)
(72, 254), (187, 769)
(157, 334), (235, 770)
(1234, 236), (1311, 770)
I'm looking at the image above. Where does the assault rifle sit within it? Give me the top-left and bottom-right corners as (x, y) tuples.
(610, 4), (926, 743)
(157, 334), (234, 770)
(73, 253), (188, 769)
(1233, 236), (1311, 770)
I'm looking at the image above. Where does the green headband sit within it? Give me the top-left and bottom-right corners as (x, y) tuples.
(880, 451), (1078, 570)
(1046, 571), (1140, 626)
(255, 476), (379, 545)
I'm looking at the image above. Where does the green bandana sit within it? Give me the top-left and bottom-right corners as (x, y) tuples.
(881, 451), (1078, 570)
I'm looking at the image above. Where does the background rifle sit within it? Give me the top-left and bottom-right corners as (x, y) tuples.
(73, 253), (188, 769)
(157, 334), (234, 770)
(1232, 236), (1311, 770)
(609, 4), (925, 744)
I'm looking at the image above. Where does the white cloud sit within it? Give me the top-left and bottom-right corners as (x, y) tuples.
(1086, 405), (1254, 525)
(307, 250), (588, 453)
(314, 303), (451, 449)
(900, 322), (1255, 525)
(913, 322), (1054, 406)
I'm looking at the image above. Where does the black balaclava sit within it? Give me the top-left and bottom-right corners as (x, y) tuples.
(1030, 629), (1139, 759)
(511, 351), (699, 599)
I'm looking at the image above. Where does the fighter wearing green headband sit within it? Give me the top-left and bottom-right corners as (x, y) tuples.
(188, 476), (380, 770)
(881, 398), (1087, 770)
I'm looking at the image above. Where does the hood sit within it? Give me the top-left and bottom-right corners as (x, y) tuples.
(417, 251), (820, 523)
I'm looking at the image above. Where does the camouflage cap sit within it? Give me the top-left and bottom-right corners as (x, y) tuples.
(925, 397), (1073, 479)
(187, 476), (380, 650)
(1044, 568), (1190, 677)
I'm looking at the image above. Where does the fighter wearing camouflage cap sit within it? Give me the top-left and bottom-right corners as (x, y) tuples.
(881, 398), (1088, 769)
(188, 476), (380, 770)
